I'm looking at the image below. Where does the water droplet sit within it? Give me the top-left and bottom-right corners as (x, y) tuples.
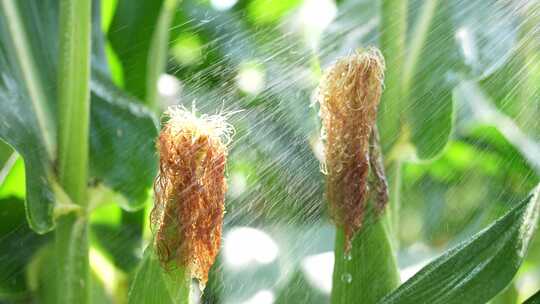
(341, 273), (352, 284)
(319, 162), (328, 175)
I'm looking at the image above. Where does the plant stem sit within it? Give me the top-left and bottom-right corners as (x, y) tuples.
(56, 0), (91, 303)
(331, 218), (400, 304)
(379, 0), (407, 153)
(518, 1), (540, 135)
(57, 0), (91, 204)
(146, 0), (179, 111)
(55, 215), (90, 303)
(401, 0), (438, 98)
(378, 0), (407, 243)
(387, 160), (403, 246)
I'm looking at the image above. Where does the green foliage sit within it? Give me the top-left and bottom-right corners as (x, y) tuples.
(0, 24), (56, 233)
(0, 0), (159, 230)
(128, 247), (190, 304)
(380, 185), (540, 304)
(108, 0), (179, 108)
(524, 290), (540, 304)
(0, 0), (160, 302)
(274, 271), (327, 304)
(107, 0), (165, 101)
(90, 74), (158, 209)
(332, 219), (400, 304)
(247, 0), (302, 24)
(0, 197), (48, 299)
(405, 0), (459, 159)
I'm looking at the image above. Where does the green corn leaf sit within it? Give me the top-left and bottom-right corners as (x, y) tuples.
(329, 0), (521, 160)
(128, 247), (173, 304)
(490, 284), (518, 304)
(405, 0), (524, 159)
(0, 197), (48, 299)
(450, 0), (520, 80)
(107, 0), (163, 100)
(128, 246), (190, 304)
(332, 217), (400, 304)
(108, 0), (179, 108)
(0, 19), (56, 233)
(404, 0), (460, 160)
(524, 290), (540, 304)
(454, 80), (540, 175)
(275, 270), (327, 304)
(90, 72), (159, 209)
(379, 184), (540, 304)
(404, 0), (521, 159)
(0, 140), (13, 166)
(477, 1), (540, 139)
(0, 0), (159, 233)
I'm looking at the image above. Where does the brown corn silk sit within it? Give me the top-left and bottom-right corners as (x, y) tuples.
(318, 48), (385, 251)
(152, 106), (232, 288)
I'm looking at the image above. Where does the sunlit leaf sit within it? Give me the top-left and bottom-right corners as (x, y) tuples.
(247, 0), (302, 24)
(379, 184), (540, 304)
(0, 156), (26, 199)
(0, 140), (13, 165)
